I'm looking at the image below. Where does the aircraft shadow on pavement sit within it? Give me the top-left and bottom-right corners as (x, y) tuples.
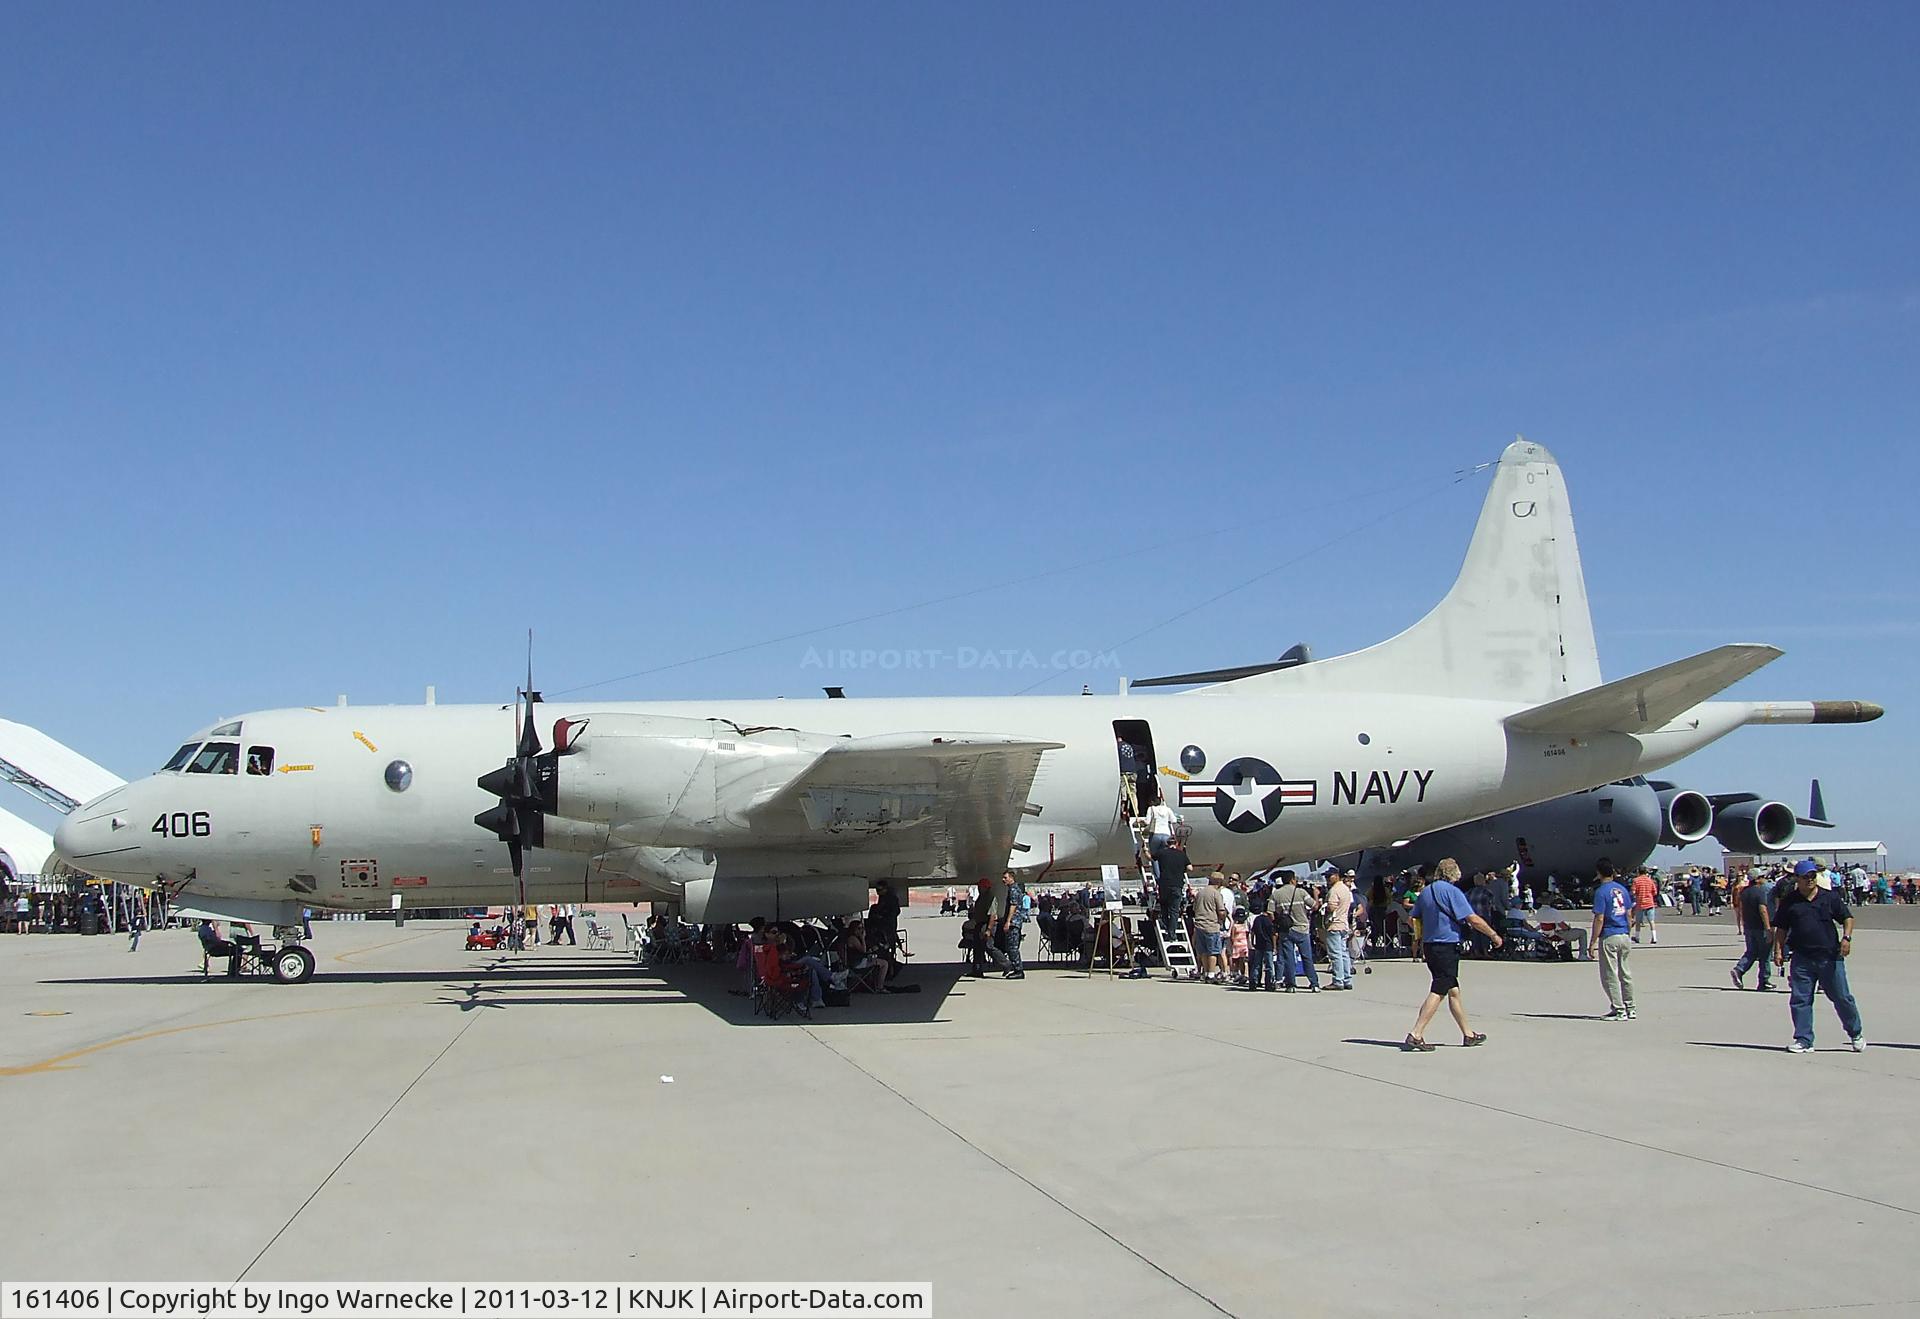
(407, 955), (971, 1024)
(42, 954), (969, 1025)
(41, 962), (684, 988)
(642, 960), (966, 1026)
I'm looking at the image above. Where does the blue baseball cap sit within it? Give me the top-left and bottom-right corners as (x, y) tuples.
(1794, 859), (1821, 876)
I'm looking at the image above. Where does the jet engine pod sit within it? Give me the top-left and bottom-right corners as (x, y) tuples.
(1656, 788), (1714, 847)
(1710, 800), (1796, 854)
(683, 874), (870, 924)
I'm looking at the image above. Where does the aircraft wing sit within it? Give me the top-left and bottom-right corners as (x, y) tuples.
(1504, 644), (1782, 737)
(0, 717), (126, 813)
(738, 732), (1063, 881)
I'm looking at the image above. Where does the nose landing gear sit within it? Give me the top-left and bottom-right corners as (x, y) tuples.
(271, 944), (316, 984)
(269, 925), (316, 983)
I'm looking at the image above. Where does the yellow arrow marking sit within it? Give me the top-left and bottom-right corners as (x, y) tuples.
(277, 763), (315, 774)
(352, 731), (378, 753)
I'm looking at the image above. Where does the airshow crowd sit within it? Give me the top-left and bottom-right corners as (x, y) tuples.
(5, 848), (1886, 1053)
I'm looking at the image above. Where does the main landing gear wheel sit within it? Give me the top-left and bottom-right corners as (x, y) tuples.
(272, 945), (316, 984)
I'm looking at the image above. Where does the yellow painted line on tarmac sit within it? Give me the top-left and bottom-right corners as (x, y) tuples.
(0, 1002), (389, 1078)
(332, 929), (439, 965)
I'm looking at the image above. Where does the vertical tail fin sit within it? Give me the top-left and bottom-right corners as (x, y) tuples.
(1228, 438), (1601, 703)
(1801, 778), (1833, 828)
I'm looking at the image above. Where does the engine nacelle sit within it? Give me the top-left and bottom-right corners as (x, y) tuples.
(683, 875), (870, 924)
(1710, 800), (1796, 854)
(1656, 788), (1714, 847)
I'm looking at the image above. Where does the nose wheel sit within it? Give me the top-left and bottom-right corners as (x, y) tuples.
(272, 945), (316, 984)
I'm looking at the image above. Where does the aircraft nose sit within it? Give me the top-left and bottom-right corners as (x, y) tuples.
(1618, 785), (1664, 856)
(53, 790), (139, 875)
(51, 814), (77, 863)
(52, 811), (102, 866)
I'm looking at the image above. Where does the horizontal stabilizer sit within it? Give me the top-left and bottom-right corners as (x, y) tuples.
(1132, 646), (1312, 689)
(1505, 644), (1782, 736)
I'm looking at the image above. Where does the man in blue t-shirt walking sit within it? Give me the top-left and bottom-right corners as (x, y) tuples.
(1589, 858), (1635, 1020)
(1402, 858), (1503, 1052)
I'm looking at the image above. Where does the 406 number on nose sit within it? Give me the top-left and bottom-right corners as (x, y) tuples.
(152, 811), (212, 837)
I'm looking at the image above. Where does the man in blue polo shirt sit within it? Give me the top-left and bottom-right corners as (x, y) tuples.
(1402, 858), (1503, 1052)
(1773, 858), (1864, 1054)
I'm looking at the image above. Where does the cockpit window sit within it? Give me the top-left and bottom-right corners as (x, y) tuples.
(187, 742), (239, 775)
(209, 720), (243, 737)
(246, 746), (275, 776)
(162, 743), (202, 772)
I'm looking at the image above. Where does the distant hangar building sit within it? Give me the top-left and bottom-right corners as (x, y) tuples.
(1722, 840), (1889, 872)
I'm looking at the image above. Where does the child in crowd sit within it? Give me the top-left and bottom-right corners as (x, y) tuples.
(1229, 909), (1251, 983)
(1247, 907), (1276, 991)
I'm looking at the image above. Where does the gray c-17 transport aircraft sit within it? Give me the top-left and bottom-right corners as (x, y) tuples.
(50, 441), (1881, 982)
(1329, 776), (1834, 888)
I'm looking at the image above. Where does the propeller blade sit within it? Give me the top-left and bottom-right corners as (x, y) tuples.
(517, 701), (542, 759)
(515, 801), (545, 851)
(475, 803), (519, 840)
(477, 632), (555, 884)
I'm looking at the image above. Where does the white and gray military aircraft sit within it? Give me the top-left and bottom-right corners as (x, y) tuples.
(50, 441), (1881, 982)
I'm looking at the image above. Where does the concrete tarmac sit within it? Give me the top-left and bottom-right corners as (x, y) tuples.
(2, 909), (1916, 1318)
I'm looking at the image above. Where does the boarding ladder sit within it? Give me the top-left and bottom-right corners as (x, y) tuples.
(1132, 814), (1197, 979)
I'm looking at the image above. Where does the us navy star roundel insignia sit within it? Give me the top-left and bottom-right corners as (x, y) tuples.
(1175, 756), (1318, 833)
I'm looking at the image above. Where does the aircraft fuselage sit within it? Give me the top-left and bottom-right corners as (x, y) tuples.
(55, 690), (1732, 914)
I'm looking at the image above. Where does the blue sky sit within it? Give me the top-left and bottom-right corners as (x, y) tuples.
(3, 3), (1915, 865)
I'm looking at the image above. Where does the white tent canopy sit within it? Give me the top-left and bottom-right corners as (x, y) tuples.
(0, 804), (55, 878)
(0, 717), (125, 814)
